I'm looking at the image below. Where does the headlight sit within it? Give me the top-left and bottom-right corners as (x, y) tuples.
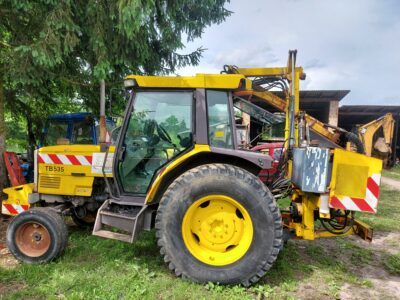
(124, 79), (137, 88)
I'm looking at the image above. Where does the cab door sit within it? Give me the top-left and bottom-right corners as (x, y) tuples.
(116, 90), (194, 195)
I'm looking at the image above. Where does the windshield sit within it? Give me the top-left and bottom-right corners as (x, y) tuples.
(118, 90), (193, 194)
(71, 119), (94, 144)
(43, 120), (69, 146)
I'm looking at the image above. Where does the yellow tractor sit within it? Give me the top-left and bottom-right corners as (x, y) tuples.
(4, 50), (382, 286)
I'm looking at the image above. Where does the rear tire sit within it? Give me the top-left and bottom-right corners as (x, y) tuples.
(6, 208), (68, 263)
(156, 163), (282, 286)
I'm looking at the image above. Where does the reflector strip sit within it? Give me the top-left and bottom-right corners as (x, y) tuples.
(38, 153), (93, 166)
(2, 204), (29, 216)
(330, 174), (381, 214)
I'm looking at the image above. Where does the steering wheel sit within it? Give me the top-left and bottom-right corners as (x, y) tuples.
(156, 123), (173, 144)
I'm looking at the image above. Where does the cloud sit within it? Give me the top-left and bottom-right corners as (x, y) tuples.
(178, 0), (400, 105)
(212, 46), (279, 68)
(303, 59), (325, 70)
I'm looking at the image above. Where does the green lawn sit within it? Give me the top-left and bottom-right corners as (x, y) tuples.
(382, 164), (400, 180)
(0, 186), (399, 299)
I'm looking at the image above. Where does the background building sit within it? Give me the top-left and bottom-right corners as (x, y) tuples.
(250, 90), (399, 165)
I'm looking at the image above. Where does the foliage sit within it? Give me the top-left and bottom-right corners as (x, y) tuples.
(5, 111), (26, 152)
(0, 0), (232, 190)
(160, 115), (188, 145)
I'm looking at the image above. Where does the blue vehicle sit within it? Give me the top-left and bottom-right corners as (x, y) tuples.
(39, 113), (115, 147)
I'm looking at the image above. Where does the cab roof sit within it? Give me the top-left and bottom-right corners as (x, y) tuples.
(48, 112), (93, 121)
(47, 113), (114, 124)
(125, 74), (251, 89)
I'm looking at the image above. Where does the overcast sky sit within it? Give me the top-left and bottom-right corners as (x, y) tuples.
(177, 0), (400, 106)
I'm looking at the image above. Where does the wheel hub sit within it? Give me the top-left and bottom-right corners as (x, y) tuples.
(182, 195), (253, 266)
(201, 213), (235, 245)
(15, 222), (51, 257)
(32, 232), (42, 242)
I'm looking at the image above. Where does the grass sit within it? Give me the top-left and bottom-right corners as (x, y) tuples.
(383, 253), (400, 275)
(358, 186), (400, 231)
(336, 239), (375, 267)
(0, 184), (399, 299)
(382, 164), (400, 180)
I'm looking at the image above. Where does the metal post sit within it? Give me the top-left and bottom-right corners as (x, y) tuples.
(99, 80), (106, 144)
(288, 50), (296, 149)
(392, 113), (399, 166)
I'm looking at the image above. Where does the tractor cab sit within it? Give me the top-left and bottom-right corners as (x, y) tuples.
(111, 75), (279, 199)
(40, 113), (115, 147)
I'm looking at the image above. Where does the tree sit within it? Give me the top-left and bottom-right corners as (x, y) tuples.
(0, 0), (232, 191)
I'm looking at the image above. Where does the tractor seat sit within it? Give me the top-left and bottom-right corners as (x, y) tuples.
(56, 138), (70, 145)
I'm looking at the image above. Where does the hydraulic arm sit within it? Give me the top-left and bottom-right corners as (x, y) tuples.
(357, 113), (395, 157)
(226, 64), (342, 146)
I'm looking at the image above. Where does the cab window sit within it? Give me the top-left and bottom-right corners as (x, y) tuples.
(71, 119), (94, 144)
(119, 91), (193, 194)
(206, 90), (233, 148)
(43, 120), (69, 146)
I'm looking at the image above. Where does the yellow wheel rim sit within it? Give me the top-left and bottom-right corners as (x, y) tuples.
(182, 195), (253, 266)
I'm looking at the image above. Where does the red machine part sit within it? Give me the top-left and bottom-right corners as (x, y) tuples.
(251, 143), (284, 184)
(3, 152), (26, 186)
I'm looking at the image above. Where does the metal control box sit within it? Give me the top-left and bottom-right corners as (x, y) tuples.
(292, 147), (331, 193)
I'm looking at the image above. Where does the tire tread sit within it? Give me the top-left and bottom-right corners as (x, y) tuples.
(155, 163), (282, 286)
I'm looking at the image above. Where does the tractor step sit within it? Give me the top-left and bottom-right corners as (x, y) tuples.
(93, 230), (132, 243)
(92, 200), (148, 243)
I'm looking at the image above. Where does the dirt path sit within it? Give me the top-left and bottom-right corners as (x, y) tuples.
(0, 216), (8, 249)
(381, 176), (400, 190)
(0, 216), (18, 269)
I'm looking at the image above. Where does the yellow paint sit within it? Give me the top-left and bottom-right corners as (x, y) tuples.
(293, 70), (301, 146)
(232, 67), (304, 77)
(291, 193), (319, 240)
(38, 164), (94, 176)
(182, 195), (253, 266)
(2, 184), (34, 215)
(38, 174), (95, 196)
(316, 228), (355, 239)
(329, 148), (382, 199)
(125, 74), (247, 89)
(287, 189), (375, 240)
(145, 144), (211, 203)
(38, 144), (115, 196)
(214, 131), (225, 138)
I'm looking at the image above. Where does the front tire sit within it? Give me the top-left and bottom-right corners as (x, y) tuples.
(156, 164), (282, 286)
(6, 208), (68, 263)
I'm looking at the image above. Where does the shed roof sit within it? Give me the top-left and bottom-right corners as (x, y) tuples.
(338, 105), (400, 130)
(340, 105), (400, 115)
(273, 90), (350, 102)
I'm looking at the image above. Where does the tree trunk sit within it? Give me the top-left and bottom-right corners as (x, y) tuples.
(26, 113), (36, 163)
(0, 77), (8, 192)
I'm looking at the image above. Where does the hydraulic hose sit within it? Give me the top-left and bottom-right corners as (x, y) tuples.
(343, 132), (365, 154)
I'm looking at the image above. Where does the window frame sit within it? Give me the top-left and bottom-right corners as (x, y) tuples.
(114, 88), (196, 196)
(205, 89), (237, 149)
